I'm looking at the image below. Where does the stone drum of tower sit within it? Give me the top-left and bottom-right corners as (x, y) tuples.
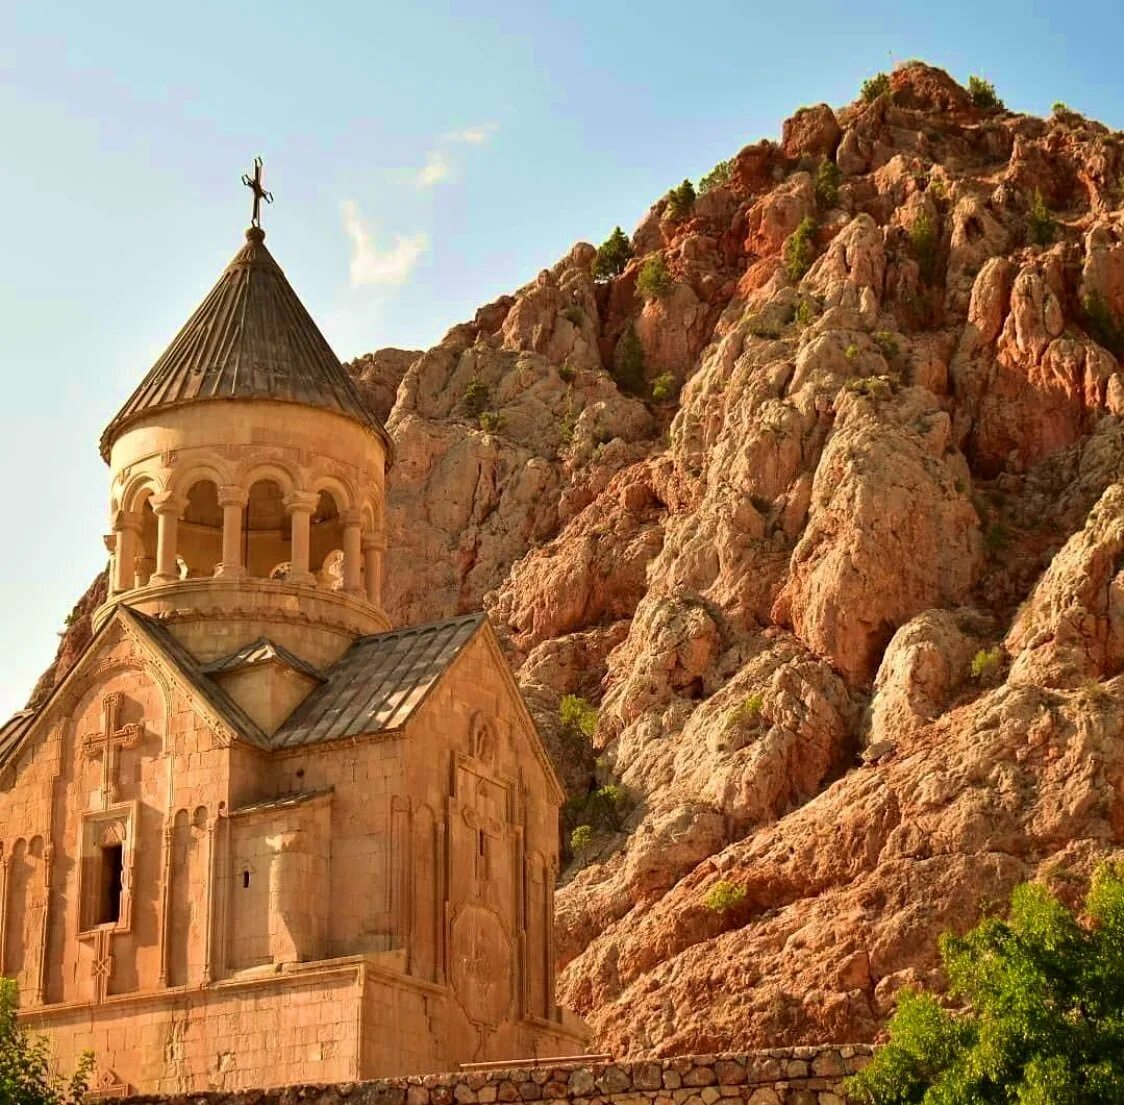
(95, 225), (392, 668)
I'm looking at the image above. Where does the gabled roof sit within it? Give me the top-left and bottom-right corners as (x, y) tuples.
(125, 609), (272, 749)
(272, 613), (486, 749)
(0, 710), (37, 770)
(99, 227), (390, 460)
(201, 637), (325, 683)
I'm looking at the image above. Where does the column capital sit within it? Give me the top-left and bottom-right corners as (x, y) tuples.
(150, 491), (187, 517)
(340, 509), (363, 527)
(282, 490), (319, 515)
(217, 485), (249, 508)
(113, 510), (144, 534)
(361, 532), (387, 552)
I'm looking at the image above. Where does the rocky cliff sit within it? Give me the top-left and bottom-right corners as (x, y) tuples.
(41, 62), (1124, 1056)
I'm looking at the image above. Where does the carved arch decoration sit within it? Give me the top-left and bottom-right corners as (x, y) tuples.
(169, 454), (236, 498)
(120, 472), (164, 515)
(469, 711), (498, 767)
(307, 473), (355, 513)
(233, 457), (299, 497)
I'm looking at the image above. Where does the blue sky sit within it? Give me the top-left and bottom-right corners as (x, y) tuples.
(0, 0), (1122, 716)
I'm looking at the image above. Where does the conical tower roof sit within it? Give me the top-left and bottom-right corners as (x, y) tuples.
(100, 226), (389, 460)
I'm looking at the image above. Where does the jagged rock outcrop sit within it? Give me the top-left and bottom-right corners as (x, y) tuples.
(34, 60), (1124, 1057)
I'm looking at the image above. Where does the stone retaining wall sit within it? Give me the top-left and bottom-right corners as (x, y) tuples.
(123, 1045), (873, 1105)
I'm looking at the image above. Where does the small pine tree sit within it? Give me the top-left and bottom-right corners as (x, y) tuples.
(784, 216), (818, 283)
(861, 72), (891, 103)
(814, 159), (842, 208)
(847, 869), (1124, 1104)
(968, 74), (1004, 111)
(612, 325), (647, 395)
(698, 159), (733, 195)
(665, 179), (696, 221)
(594, 226), (633, 280)
(909, 209), (938, 281)
(0, 978), (92, 1104)
(462, 378), (491, 418)
(1028, 189), (1057, 246)
(637, 254), (674, 300)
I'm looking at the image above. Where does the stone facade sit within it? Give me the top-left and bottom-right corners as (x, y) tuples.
(119, 1048), (873, 1105)
(0, 222), (586, 1096)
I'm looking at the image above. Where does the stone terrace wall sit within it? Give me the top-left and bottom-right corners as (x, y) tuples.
(123, 1046), (873, 1105)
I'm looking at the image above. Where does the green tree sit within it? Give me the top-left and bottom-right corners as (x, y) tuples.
(612, 324), (647, 395)
(1028, 189), (1057, 247)
(968, 74), (1004, 111)
(814, 159), (842, 208)
(861, 72), (891, 103)
(665, 178), (696, 221)
(698, 159), (733, 195)
(847, 868), (1124, 1104)
(594, 226), (633, 280)
(637, 254), (674, 300)
(784, 216), (818, 283)
(0, 978), (92, 1105)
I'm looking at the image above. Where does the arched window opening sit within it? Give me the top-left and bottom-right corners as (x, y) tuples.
(309, 490), (344, 578)
(179, 479), (223, 577)
(245, 480), (289, 579)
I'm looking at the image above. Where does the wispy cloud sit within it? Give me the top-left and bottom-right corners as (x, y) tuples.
(416, 148), (453, 189)
(444, 122), (499, 145)
(339, 200), (428, 287)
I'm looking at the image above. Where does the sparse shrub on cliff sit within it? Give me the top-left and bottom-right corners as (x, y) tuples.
(845, 343), (859, 361)
(704, 880), (747, 914)
(0, 977), (92, 1104)
(727, 692), (765, 730)
(594, 226), (632, 280)
(793, 299), (815, 327)
(861, 72), (890, 103)
(984, 522), (1010, 552)
(846, 869), (1124, 1105)
(561, 305), (585, 326)
(637, 254), (674, 300)
(651, 373), (679, 402)
(1028, 189), (1057, 246)
(814, 158), (842, 208)
(612, 324), (647, 394)
(559, 694), (598, 743)
(1053, 101), (1074, 116)
(462, 378), (492, 419)
(569, 824), (594, 858)
(873, 330), (900, 361)
(478, 410), (504, 433)
(908, 210), (938, 282)
(665, 179), (696, 221)
(1079, 678), (1113, 708)
(698, 159), (733, 195)
(784, 216), (818, 282)
(968, 74), (1003, 111)
(970, 647), (1002, 682)
(1083, 290), (1124, 354)
(845, 376), (893, 400)
(558, 361), (576, 383)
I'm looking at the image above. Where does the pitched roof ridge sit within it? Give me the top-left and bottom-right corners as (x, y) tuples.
(353, 610), (487, 645)
(201, 635), (325, 681)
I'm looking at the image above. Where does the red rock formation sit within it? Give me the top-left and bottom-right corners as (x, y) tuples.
(34, 60), (1124, 1057)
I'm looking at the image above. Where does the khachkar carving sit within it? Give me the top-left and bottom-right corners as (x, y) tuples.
(82, 692), (143, 808)
(449, 903), (514, 1029)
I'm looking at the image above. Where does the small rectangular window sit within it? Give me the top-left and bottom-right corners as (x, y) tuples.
(98, 844), (124, 926)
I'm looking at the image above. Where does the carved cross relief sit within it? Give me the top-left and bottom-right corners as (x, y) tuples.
(81, 693), (143, 809)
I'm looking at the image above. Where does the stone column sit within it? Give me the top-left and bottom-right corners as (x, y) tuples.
(150, 492), (186, 584)
(283, 491), (318, 585)
(113, 512), (142, 594)
(215, 485), (248, 578)
(361, 532), (386, 606)
(341, 511), (363, 595)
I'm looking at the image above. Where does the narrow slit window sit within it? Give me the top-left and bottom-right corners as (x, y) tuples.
(98, 843), (124, 925)
(242, 869), (251, 889)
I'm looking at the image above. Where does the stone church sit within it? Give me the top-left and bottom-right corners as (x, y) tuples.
(0, 200), (586, 1095)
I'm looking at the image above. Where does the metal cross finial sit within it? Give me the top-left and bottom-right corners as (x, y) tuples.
(241, 156), (273, 228)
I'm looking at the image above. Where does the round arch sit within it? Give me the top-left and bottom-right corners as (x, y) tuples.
(170, 457), (235, 500)
(234, 460), (298, 498)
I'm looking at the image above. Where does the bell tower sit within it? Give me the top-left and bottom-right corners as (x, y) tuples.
(95, 173), (392, 669)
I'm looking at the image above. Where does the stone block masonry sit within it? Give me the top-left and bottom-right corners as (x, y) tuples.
(121, 1046), (873, 1105)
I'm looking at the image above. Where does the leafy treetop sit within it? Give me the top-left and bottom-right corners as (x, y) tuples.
(847, 867), (1124, 1104)
(0, 977), (92, 1105)
(594, 226), (633, 280)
